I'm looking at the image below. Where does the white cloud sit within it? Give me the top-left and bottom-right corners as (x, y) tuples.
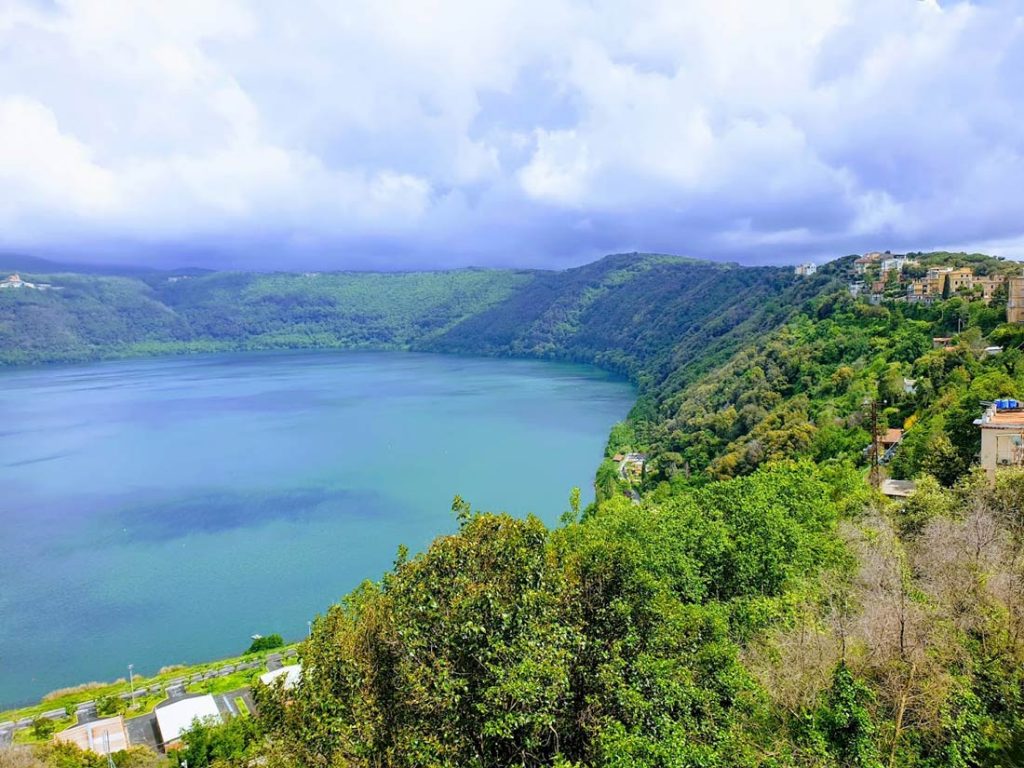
(0, 97), (118, 218)
(0, 0), (1021, 267)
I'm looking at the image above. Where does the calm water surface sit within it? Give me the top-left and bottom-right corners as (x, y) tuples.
(0, 351), (633, 707)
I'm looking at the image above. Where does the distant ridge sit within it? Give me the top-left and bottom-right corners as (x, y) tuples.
(0, 253), (214, 277)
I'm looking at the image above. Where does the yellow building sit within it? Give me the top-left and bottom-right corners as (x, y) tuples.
(925, 267), (972, 294)
(973, 274), (1006, 302)
(55, 716), (129, 755)
(1008, 276), (1024, 323)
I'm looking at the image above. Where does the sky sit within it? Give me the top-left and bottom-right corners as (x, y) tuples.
(0, 0), (1022, 271)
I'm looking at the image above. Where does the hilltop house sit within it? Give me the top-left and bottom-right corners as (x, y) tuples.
(975, 401), (1024, 483)
(0, 273), (55, 291)
(853, 252), (882, 274)
(794, 263), (817, 276)
(880, 256), (915, 275)
(0, 273), (30, 289)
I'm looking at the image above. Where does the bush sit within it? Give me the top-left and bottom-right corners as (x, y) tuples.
(246, 634), (284, 654)
(30, 719), (57, 741)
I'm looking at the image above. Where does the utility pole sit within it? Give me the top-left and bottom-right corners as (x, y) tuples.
(868, 398), (882, 490)
(128, 664), (135, 709)
(103, 731), (115, 768)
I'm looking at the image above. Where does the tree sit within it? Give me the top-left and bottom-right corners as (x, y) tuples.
(817, 663), (883, 768)
(176, 716), (259, 768)
(560, 486), (582, 526)
(30, 719), (56, 741)
(919, 432), (966, 487)
(247, 634), (284, 653)
(95, 695), (121, 717)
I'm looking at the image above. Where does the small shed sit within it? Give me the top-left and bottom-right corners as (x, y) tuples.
(881, 479), (917, 499)
(881, 429), (903, 449)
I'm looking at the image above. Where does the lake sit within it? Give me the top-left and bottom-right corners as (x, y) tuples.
(0, 351), (633, 708)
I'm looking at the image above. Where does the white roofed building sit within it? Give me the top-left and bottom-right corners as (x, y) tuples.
(154, 694), (221, 748)
(259, 664), (302, 691)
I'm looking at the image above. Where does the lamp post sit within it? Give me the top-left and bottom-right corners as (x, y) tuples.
(128, 664), (135, 709)
(307, 620), (312, 639)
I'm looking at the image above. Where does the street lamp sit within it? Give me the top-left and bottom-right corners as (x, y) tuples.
(307, 620), (312, 639)
(127, 664), (135, 709)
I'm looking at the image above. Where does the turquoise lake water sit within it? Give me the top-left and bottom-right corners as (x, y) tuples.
(0, 351), (634, 708)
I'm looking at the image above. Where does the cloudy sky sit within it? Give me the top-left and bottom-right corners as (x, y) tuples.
(0, 0), (1022, 270)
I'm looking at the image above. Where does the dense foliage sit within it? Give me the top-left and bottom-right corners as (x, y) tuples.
(255, 464), (852, 767)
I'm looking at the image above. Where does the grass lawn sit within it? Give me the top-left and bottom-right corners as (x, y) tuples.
(12, 717), (75, 745)
(193, 669), (259, 696)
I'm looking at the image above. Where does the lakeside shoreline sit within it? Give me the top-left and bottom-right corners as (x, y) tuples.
(0, 644), (302, 739)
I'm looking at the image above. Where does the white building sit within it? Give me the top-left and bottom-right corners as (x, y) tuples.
(0, 273), (55, 290)
(259, 664), (302, 690)
(0, 273), (31, 289)
(154, 694), (221, 747)
(881, 256), (913, 274)
(794, 263), (817, 276)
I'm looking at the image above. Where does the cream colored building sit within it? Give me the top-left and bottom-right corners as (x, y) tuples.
(973, 274), (1006, 302)
(975, 403), (1024, 483)
(55, 716), (129, 755)
(1008, 276), (1024, 323)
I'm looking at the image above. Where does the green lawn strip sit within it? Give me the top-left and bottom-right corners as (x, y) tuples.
(0, 644), (298, 726)
(192, 669), (259, 697)
(233, 697), (250, 718)
(12, 717), (76, 745)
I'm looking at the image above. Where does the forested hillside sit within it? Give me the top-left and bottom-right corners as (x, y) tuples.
(0, 267), (533, 365)
(634, 255), (1022, 486)
(425, 254), (845, 394)
(5, 250), (1024, 767)
(0, 253), (821, 369)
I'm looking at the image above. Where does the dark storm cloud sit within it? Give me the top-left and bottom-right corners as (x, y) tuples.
(0, 0), (1022, 269)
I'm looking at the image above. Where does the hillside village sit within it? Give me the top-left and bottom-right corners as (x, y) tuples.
(842, 250), (1022, 308)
